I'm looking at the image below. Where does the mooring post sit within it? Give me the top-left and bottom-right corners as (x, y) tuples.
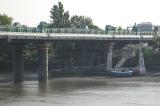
(12, 43), (24, 83)
(37, 42), (48, 82)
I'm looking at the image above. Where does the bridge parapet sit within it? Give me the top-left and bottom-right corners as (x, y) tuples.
(0, 25), (157, 35)
(0, 25), (105, 34)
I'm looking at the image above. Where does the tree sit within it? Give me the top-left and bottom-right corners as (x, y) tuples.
(50, 2), (71, 28)
(63, 11), (71, 27)
(49, 2), (99, 29)
(71, 15), (84, 28)
(117, 26), (122, 34)
(85, 17), (99, 29)
(142, 47), (153, 57)
(0, 13), (13, 25)
(70, 15), (99, 29)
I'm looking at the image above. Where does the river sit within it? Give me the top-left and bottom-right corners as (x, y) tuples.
(0, 76), (160, 106)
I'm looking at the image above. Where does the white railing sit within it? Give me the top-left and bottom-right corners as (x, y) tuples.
(0, 25), (157, 35)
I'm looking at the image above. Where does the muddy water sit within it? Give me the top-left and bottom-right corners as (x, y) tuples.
(0, 77), (160, 106)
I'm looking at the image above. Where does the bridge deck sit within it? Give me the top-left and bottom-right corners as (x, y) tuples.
(0, 32), (154, 41)
(0, 25), (156, 42)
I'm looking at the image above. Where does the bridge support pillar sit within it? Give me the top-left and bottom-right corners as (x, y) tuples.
(12, 44), (24, 83)
(81, 43), (87, 66)
(104, 43), (113, 72)
(37, 42), (48, 82)
(139, 43), (147, 75)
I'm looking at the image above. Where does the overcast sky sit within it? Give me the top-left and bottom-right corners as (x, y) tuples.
(0, 0), (160, 29)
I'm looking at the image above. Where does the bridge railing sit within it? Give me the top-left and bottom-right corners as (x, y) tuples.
(107, 31), (156, 35)
(0, 25), (40, 33)
(43, 28), (106, 34)
(0, 25), (156, 35)
(0, 25), (106, 34)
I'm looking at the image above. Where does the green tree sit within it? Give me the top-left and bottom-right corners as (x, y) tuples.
(71, 15), (84, 28)
(0, 13), (13, 25)
(117, 26), (122, 34)
(63, 11), (71, 27)
(142, 47), (153, 57)
(50, 2), (71, 28)
(85, 17), (99, 29)
(70, 15), (99, 29)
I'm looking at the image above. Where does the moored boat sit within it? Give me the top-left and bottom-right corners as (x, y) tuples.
(111, 70), (133, 77)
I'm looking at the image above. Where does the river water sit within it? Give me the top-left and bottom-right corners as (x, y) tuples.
(0, 77), (160, 106)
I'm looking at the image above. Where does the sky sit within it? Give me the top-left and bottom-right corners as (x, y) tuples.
(0, 0), (160, 29)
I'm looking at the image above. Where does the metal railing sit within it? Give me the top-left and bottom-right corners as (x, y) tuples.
(0, 25), (105, 34)
(0, 25), (157, 35)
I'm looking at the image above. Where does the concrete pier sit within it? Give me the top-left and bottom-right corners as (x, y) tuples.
(70, 52), (74, 69)
(37, 42), (48, 82)
(81, 43), (87, 66)
(139, 43), (147, 75)
(12, 44), (24, 83)
(104, 43), (113, 72)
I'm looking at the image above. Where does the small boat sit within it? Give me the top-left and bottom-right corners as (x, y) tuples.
(111, 70), (133, 77)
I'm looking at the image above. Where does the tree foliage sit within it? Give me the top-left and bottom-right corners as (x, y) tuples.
(70, 15), (99, 29)
(117, 26), (122, 34)
(142, 47), (153, 57)
(0, 13), (13, 25)
(117, 26), (122, 31)
(50, 2), (70, 28)
(50, 2), (99, 29)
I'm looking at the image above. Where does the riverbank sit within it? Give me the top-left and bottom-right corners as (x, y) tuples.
(49, 76), (160, 83)
(1, 72), (160, 83)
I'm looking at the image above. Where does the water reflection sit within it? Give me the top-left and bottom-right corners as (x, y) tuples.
(11, 84), (25, 96)
(48, 79), (106, 93)
(38, 82), (48, 96)
(0, 77), (160, 106)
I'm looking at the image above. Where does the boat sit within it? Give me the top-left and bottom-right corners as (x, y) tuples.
(111, 70), (133, 77)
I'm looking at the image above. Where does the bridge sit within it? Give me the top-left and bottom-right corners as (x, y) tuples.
(0, 25), (157, 83)
(0, 25), (154, 42)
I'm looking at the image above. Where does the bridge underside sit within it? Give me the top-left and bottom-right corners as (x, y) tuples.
(0, 39), (151, 83)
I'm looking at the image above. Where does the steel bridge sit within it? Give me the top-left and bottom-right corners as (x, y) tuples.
(0, 25), (155, 42)
(0, 25), (157, 83)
